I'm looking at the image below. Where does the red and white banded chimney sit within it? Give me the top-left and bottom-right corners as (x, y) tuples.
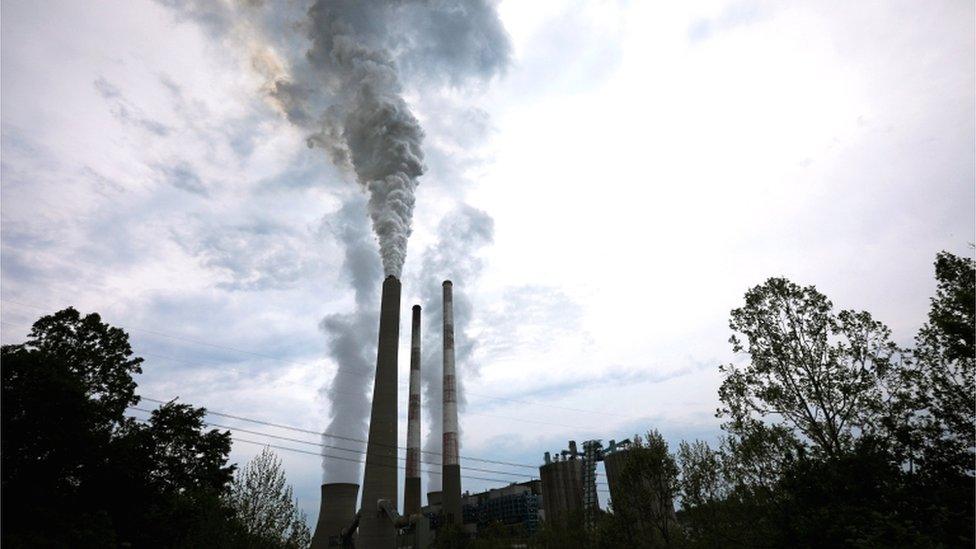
(404, 304), (422, 516)
(441, 281), (462, 525)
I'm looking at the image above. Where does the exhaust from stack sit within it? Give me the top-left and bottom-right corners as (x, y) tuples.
(404, 304), (423, 516)
(358, 275), (401, 547)
(441, 280), (462, 525)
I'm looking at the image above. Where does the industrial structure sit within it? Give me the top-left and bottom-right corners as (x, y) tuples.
(306, 273), (657, 547)
(441, 281), (462, 527)
(358, 275), (402, 547)
(310, 483), (359, 548)
(311, 277), (467, 548)
(462, 480), (543, 537)
(538, 438), (636, 533)
(539, 442), (584, 525)
(600, 439), (635, 509)
(404, 305), (422, 517)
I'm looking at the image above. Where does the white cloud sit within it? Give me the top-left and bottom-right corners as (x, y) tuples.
(2, 0), (972, 521)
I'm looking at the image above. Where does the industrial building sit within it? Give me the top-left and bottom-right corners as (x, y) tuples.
(462, 480), (543, 537)
(539, 442), (585, 525)
(601, 442), (631, 508)
(539, 438), (641, 532)
(306, 274), (661, 547)
(311, 277), (463, 549)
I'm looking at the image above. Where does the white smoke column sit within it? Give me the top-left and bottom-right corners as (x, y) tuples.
(158, 1), (510, 278)
(300, 0), (425, 278)
(416, 204), (494, 490)
(318, 196), (381, 482)
(154, 0), (511, 484)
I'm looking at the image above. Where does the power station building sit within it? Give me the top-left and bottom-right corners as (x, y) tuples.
(462, 480), (543, 537)
(306, 274), (664, 547)
(539, 442), (585, 525)
(310, 277), (464, 549)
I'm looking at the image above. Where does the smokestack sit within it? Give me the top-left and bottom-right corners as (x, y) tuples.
(310, 483), (359, 549)
(441, 280), (462, 526)
(359, 275), (401, 547)
(404, 304), (422, 516)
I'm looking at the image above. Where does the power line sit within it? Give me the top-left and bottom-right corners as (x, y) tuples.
(139, 396), (545, 472)
(4, 311), (618, 473)
(6, 306), (625, 495)
(231, 437), (610, 493)
(138, 397), (610, 480)
(127, 411), (532, 486)
(127, 406), (554, 481)
(228, 436), (535, 486)
(0, 298), (641, 422)
(229, 437), (611, 494)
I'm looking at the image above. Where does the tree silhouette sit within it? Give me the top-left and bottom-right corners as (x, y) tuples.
(228, 447), (311, 548)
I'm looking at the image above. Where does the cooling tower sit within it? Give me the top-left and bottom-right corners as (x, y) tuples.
(539, 456), (584, 525)
(441, 280), (462, 526)
(310, 483), (359, 548)
(358, 275), (401, 547)
(404, 304), (422, 516)
(602, 448), (629, 508)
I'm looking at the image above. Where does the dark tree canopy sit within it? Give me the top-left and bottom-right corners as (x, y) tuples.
(718, 277), (908, 458)
(1, 307), (306, 548)
(911, 251), (975, 474)
(534, 252), (974, 549)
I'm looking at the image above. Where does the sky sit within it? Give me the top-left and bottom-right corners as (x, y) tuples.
(2, 0), (973, 523)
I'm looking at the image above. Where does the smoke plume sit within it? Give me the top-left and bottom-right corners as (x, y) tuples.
(263, 0), (509, 278)
(415, 205), (494, 490)
(317, 196), (380, 482)
(156, 0), (511, 482)
(298, 1), (425, 277)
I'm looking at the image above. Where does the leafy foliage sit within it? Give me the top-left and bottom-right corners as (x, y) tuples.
(533, 251), (974, 549)
(718, 278), (908, 458)
(1, 307), (307, 548)
(910, 251), (975, 474)
(228, 447), (311, 548)
(609, 431), (680, 547)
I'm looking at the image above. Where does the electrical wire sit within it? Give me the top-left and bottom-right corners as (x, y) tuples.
(0, 298), (642, 421)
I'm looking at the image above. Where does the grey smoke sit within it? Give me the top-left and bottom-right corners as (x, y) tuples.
(296, 0), (425, 278)
(318, 196), (381, 483)
(415, 204), (494, 490)
(264, 0), (510, 277)
(155, 0), (511, 482)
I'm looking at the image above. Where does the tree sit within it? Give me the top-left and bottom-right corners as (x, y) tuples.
(703, 267), (975, 548)
(2, 307), (144, 546)
(911, 251), (975, 474)
(227, 447), (311, 548)
(1, 308), (242, 547)
(604, 431), (681, 548)
(718, 278), (908, 460)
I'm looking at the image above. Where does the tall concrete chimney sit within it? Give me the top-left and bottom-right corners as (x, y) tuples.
(358, 275), (401, 547)
(441, 280), (462, 526)
(310, 483), (359, 548)
(404, 304), (422, 516)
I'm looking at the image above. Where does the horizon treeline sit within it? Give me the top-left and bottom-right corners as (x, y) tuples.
(530, 250), (975, 549)
(1, 308), (309, 547)
(2, 250), (973, 548)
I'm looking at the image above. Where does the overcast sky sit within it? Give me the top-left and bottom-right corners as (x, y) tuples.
(2, 0), (973, 521)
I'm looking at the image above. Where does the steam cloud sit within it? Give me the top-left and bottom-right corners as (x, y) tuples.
(157, 0), (510, 483)
(265, 0), (509, 278)
(318, 196), (380, 482)
(297, 1), (425, 278)
(415, 205), (494, 490)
